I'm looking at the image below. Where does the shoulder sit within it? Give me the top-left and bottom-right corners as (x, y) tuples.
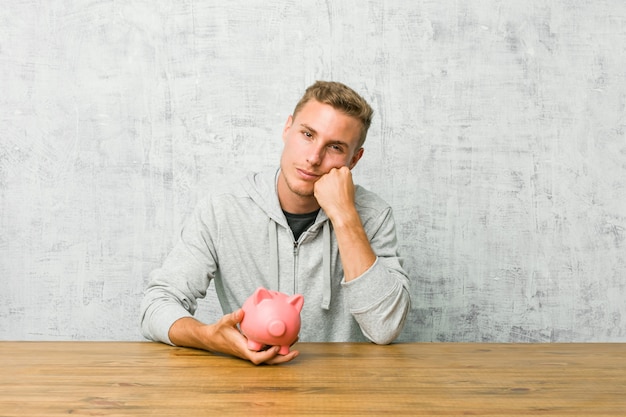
(197, 170), (273, 200)
(353, 184), (392, 220)
(195, 169), (280, 217)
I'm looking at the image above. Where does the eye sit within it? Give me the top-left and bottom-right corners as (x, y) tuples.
(329, 144), (344, 153)
(302, 131), (313, 139)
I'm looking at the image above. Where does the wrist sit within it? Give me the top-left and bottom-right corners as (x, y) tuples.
(327, 206), (360, 229)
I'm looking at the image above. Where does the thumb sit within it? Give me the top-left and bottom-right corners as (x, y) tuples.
(229, 308), (244, 325)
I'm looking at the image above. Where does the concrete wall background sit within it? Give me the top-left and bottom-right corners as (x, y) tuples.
(1, 1), (625, 342)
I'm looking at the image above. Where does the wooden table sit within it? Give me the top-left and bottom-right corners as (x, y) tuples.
(0, 342), (624, 416)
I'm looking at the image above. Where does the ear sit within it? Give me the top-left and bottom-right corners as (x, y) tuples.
(348, 147), (364, 170)
(252, 287), (273, 305)
(287, 294), (304, 312)
(282, 115), (294, 143)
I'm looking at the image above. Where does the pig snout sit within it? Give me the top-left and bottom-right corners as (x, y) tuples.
(267, 319), (286, 337)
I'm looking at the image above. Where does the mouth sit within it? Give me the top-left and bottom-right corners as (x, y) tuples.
(296, 168), (321, 181)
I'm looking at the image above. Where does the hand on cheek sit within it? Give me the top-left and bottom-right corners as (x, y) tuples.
(314, 166), (356, 221)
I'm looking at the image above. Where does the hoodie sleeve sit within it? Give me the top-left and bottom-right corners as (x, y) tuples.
(342, 206), (411, 344)
(140, 197), (219, 345)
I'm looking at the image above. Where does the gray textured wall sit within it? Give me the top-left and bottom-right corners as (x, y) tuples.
(1, 1), (625, 342)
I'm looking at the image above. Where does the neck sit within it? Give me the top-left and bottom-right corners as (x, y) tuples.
(282, 200), (320, 214)
(279, 193), (320, 214)
(277, 173), (320, 214)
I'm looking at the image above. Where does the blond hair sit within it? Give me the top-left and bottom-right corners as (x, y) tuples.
(293, 81), (373, 148)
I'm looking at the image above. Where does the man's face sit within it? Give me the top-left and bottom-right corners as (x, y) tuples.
(278, 99), (364, 212)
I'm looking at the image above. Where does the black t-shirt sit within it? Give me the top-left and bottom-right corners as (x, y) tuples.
(283, 209), (320, 241)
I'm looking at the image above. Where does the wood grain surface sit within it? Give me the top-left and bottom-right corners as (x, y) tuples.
(1, 342), (624, 416)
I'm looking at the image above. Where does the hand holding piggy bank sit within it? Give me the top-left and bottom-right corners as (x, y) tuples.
(240, 287), (304, 355)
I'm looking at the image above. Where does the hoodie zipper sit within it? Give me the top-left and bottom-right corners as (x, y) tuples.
(292, 240), (299, 294)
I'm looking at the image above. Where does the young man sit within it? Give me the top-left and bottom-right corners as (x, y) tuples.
(140, 81), (411, 365)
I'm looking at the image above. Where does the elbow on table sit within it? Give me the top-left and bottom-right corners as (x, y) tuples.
(368, 327), (402, 345)
(367, 298), (411, 345)
(363, 312), (408, 345)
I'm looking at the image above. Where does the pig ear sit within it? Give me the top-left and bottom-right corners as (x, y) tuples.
(287, 294), (304, 312)
(252, 287), (273, 305)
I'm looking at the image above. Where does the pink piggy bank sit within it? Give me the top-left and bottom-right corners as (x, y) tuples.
(240, 287), (304, 355)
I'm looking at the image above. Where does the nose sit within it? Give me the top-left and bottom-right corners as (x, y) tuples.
(306, 146), (324, 166)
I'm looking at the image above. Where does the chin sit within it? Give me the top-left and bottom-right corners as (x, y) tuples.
(292, 183), (316, 199)
(293, 186), (315, 199)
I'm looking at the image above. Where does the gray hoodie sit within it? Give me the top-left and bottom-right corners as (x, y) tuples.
(140, 169), (411, 345)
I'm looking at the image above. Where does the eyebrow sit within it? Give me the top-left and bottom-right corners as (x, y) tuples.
(300, 123), (350, 148)
(300, 123), (318, 136)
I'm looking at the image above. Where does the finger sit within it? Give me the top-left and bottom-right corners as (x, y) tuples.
(223, 309), (244, 326)
(247, 346), (281, 365)
(265, 349), (299, 365)
(247, 347), (299, 366)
